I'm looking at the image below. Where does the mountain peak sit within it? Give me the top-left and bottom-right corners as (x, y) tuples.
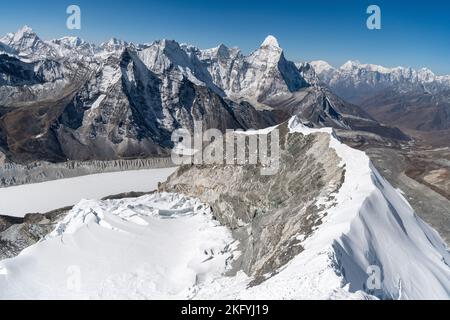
(18, 25), (33, 34)
(216, 43), (228, 51)
(340, 60), (360, 70)
(107, 37), (125, 45)
(14, 25), (36, 40)
(100, 37), (128, 52)
(261, 35), (280, 48)
(0, 25), (49, 58)
(418, 67), (434, 74)
(418, 67), (436, 82)
(310, 60), (335, 74)
(55, 36), (85, 47)
(215, 43), (231, 56)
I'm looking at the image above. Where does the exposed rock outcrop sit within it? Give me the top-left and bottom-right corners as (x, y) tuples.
(0, 207), (69, 260)
(160, 123), (345, 283)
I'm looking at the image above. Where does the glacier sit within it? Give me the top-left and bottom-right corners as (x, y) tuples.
(0, 167), (177, 217)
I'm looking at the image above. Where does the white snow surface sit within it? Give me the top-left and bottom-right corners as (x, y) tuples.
(0, 118), (449, 300)
(261, 35), (280, 48)
(310, 60), (335, 74)
(0, 167), (177, 217)
(0, 193), (236, 299)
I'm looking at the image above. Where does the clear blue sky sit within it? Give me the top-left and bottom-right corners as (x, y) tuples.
(1, 0), (450, 74)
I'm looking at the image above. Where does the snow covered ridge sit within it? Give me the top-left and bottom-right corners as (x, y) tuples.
(282, 117), (450, 299)
(311, 59), (450, 82)
(186, 118), (450, 300)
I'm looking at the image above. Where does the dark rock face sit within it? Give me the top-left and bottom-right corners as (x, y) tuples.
(160, 124), (345, 283)
(266, 86), (410, 141)
(0, 55), (44, 86)
(0, 208), (69, 260)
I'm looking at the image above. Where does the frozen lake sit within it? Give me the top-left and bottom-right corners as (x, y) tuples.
(0, 167), (177, 217)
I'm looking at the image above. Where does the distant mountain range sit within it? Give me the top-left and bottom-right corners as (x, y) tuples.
(0, 26), (406, 163)
(310, 60), (450, 139)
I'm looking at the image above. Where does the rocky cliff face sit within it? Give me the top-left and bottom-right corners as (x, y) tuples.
(0, 157), (174, 188)
(194, 35), (309, 104)
(160, 122), (345, 283)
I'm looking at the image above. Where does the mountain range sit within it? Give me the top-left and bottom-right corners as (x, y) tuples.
(310, 60), (450, 144)
(0, 26), (406, 164)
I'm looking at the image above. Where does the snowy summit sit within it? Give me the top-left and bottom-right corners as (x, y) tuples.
(13, 25), (34, 41)
(261, 35), (280, 48)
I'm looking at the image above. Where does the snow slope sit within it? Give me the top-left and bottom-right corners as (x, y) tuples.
(0, 167), (177, 217)
(0, 193), (235, 299)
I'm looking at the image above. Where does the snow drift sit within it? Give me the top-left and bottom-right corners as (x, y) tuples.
(0, 193), (235, 299)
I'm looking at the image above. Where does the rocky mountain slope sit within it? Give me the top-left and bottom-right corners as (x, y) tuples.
(0, 27), (277, 163)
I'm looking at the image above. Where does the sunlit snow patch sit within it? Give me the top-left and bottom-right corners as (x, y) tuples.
(0, 193), (237, 299)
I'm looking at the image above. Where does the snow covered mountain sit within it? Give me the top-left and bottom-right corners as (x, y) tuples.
(1, 116), (448, 299)
(310, 60), (450, 103)
(0, 27), (277, 163)
(0, 25), (61, 61)
(194, 35), (308, 104)
(310, 60), (450, 135)
(0, 27), (449, 299)
(0, 26), (406, 164)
